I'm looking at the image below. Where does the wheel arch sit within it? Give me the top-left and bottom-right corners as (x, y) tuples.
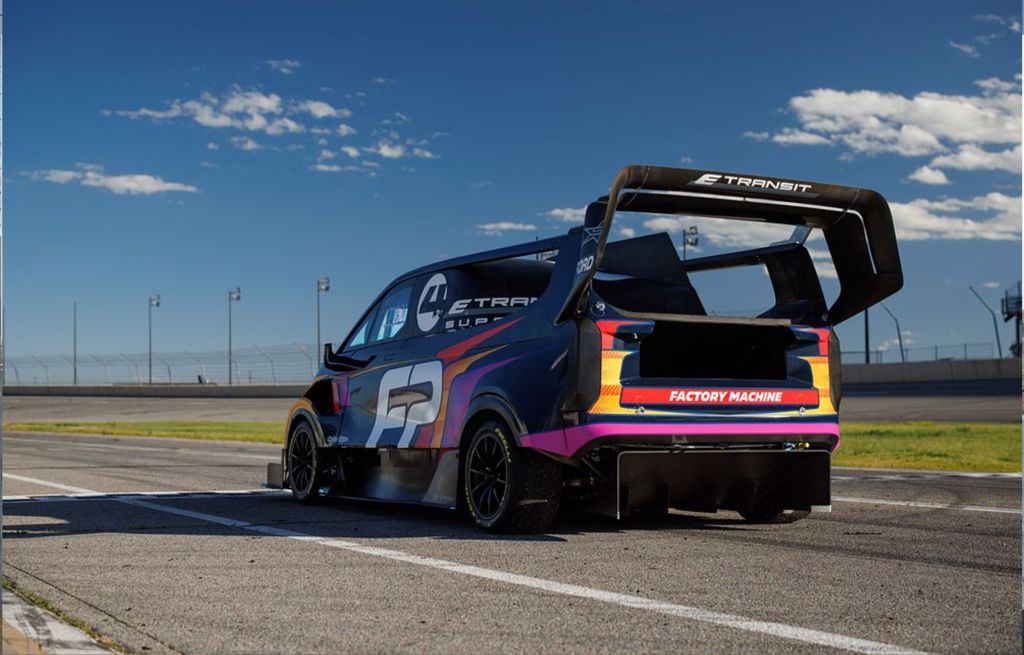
(458, 392), (527, 451)
(286, 402), (328, 449)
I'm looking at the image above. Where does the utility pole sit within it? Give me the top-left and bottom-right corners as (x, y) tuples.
(969, 286), (1003, 358)
(228, 287), (241, 384)
(148, 294), (160, 385)
(73, 302), (77, 385)
(316, 276), (330, 348)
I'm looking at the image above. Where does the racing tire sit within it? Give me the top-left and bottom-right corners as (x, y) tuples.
(287, 420), (325, 504)
(463, 419), (561, 534)
(739, 507), (810, 524)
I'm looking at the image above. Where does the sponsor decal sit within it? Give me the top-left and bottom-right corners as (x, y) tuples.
(621, 387), (819, 407)
(691, 172), (813, 195)
(416, 273), (449, 332)
(582, 226), (603, 246)
(366, 360), (444, 447)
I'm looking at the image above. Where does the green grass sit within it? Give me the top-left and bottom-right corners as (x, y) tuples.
(834, 421), (1021, 472)
(4, 420), (283, 443)
(4, 420), (1021, 472)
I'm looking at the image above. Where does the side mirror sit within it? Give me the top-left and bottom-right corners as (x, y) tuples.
(323, 342), (374, 372)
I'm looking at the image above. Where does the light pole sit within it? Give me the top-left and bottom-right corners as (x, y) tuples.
(864, 308), (870, 364)
(73, 301), (78, 385)
(148, 294), (160, 385)
(681, 226), (699, 261)
(969, 286), (1003, 358)
(880, 303), (906, 363)
(228, 287), (241, 384)
(316, 276), (330, 348)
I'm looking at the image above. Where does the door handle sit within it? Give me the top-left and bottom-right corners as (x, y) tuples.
(382, 352), (398, 362)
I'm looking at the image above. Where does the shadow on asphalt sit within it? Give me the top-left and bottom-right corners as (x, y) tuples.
(2, 492), (763, 544)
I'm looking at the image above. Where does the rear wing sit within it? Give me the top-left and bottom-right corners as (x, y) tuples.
(557, 165), (903, 325)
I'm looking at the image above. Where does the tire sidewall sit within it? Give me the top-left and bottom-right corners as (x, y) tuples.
(288, 421), (320, 503)
(464, 421), (516, 530)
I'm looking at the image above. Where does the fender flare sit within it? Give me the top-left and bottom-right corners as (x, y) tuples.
(459, 391), (528, 448)
(286, 402), (328, 449)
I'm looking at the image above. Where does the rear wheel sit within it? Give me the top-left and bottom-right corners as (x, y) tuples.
(463, 419), (561, 533)
(287, 420), (325, 504)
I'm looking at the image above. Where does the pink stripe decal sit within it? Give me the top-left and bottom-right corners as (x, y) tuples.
(519, 422), (841, 458)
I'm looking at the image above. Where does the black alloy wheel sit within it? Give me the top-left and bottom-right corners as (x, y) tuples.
(288, 421), (323, 504)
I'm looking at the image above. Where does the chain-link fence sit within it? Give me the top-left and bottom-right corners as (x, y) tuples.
(5, 344), (320, 386)
(2, 340), (1006, 386)
(840, 342), (995, 364)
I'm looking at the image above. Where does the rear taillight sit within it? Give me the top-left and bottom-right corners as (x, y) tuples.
(827, 329), (842, 410)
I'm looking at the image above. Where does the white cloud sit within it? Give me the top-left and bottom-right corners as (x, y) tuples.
(411, 147), (439, 159)
(336, 123), (357, 136)
(806, 248), (838, 279)
(29, 164), (197, 195)
(230, 136), (263, 151)
(742, 130), (770, 142)
(618, 226), (636, 238)
(982, 281), (1001, 288)
(477, 222), (537, 236)
(318, 149), (336, 160)
(312, 163), (342, 172)
(889, 192), (1021, 240)
(371, 77), (395, 85)
(771, 128), (832, 146)
(340, 146), (361, 158)
(266, 59), (301, 75)
(975, 77), (1017, 94)
(907, 166), (950, 185)
(949, 41), (980, 58)
(929, 143), (1021, 173)
(679, 156), (693, 164)
(782, 79), (1020, 149)
(206, 142), (219, 150)
(32, 169), (81, 184)
(294, 100), (352, 119)
(370, 141), (405, 158)
(544, 207), (587, 223)
(111, 88), (305, 136)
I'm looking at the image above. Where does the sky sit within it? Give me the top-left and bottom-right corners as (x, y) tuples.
(5, 0), (1022, 359)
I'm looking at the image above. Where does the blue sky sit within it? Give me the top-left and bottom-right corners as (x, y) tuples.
(6, 1), (1022, 359)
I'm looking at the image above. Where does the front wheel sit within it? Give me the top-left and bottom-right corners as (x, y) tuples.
(287, 420), (325, 504)
(463, 419), (561, 533)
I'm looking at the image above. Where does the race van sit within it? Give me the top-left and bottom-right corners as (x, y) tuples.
(269, 165), (903, 532)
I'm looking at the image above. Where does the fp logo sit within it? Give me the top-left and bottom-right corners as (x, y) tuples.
(417, 273), (448, 333)
(365, 360), (443, 448)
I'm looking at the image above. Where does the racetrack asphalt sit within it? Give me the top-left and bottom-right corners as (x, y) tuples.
(2, 431), (1020, 654)
(4, 386), (1020, 423)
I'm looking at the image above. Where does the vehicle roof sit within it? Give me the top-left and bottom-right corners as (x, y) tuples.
(391, 233), (570, 287)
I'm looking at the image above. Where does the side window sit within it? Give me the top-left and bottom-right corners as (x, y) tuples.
(344, 317), (371, 350)
(370, 285), (413, 343)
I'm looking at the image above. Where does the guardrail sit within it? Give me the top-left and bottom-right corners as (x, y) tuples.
(1, 340), (1007, 387)
(4, 344), (320, 386)
(840, 342), (995, 364)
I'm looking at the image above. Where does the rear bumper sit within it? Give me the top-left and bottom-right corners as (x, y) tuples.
(520, 421), (840, 459)
(589, 449), (831, 519)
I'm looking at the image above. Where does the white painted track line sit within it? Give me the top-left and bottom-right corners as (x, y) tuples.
(2, 472), (927, 655)
(4, 434), (276, 460)
(3, 488), (287, 503)
(833, 495), (1021, 515)
(3, 589), (110, 654)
